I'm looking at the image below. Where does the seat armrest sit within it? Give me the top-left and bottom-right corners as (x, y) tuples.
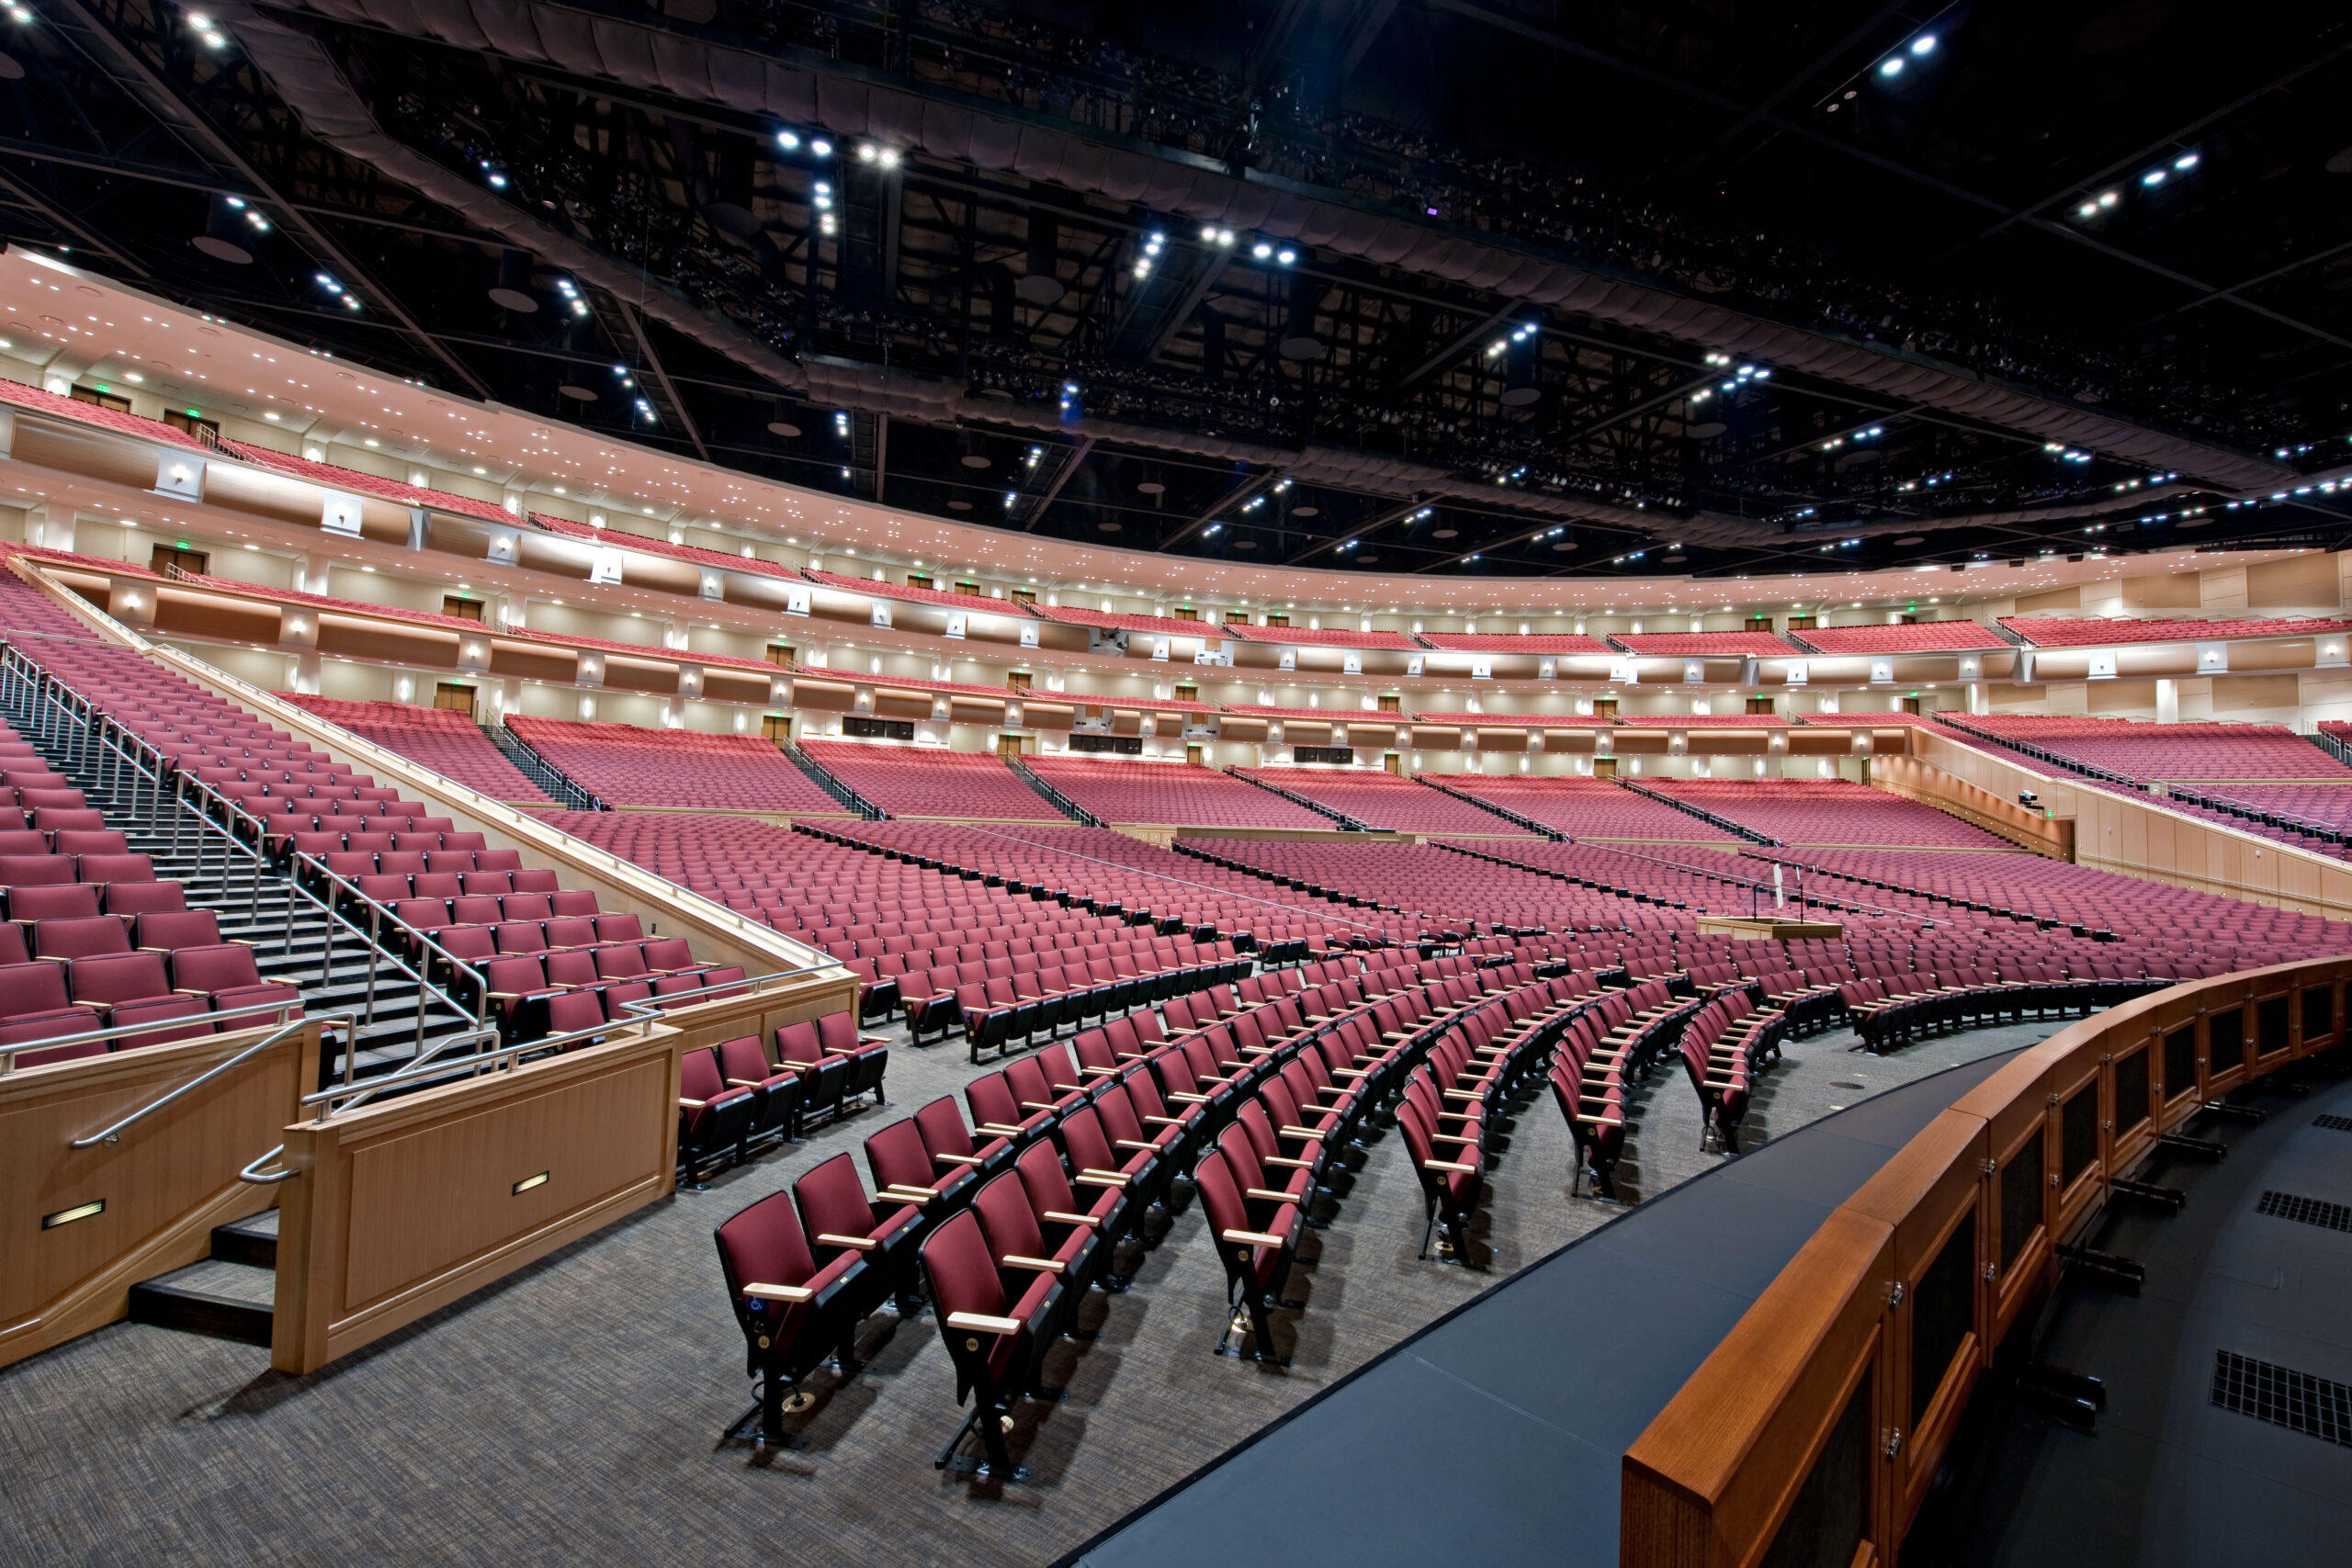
(816, 1233), (878, 1251)
(1044, 1211), (1102, 1228)
(945, 1311), (1024, 1336)
(742, 1281), (814, 1303)
(1422, 1158), (1478, 1173)
(1219, 1228), (1288, 1248)
(1001, 1254), (1065, 1274)
(1245, 1187), (1304, 1203)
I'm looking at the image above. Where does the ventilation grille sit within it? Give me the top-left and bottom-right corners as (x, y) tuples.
(2211, 1351), (2352, 1446)
(2256, 1190), (2352, 1233)
(2314, 1114), (2352, 1133)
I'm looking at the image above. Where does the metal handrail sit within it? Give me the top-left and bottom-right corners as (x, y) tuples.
(286, 852), (485, 1032)
(9, 996), (325, 1081)
(65, 1007), (351, 1147)
(234, 959), (842, 1183)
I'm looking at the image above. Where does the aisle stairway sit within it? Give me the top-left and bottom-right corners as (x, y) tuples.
(485, 724), (603, 810)
(0, 679), (485, 1081)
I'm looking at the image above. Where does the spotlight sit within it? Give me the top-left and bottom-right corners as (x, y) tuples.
(2141, 168), (2166, 186)
(2098, 190), (2118, 207)
(810, 139), (832, 157)
(2174, 152), (2199, 170)
(1276, 248), (1296, 265)
(1880, 56), (1904, 76)
(1910, 34), (1935, 53)
(1251, 242), (1272, 259)
(777, 130), (800, 150)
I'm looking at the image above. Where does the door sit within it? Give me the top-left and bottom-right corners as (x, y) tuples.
(997, 734), (1028, 761)
(150, 544), (209, 578)
(1186, 744), (1205, 768)
(762, 715), (792, 745)
(1384, 751), (1402, 775)
(433, 682), (477, 721)
(1594, 756), (1618, 779)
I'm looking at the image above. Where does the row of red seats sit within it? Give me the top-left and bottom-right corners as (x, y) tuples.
(281, 697), (552, 804)
(506, 716), (850, 814)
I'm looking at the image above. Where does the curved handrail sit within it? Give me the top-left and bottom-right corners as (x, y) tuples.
(65, 1007), (346, 1147)
(1620, 955), (2348, 1568)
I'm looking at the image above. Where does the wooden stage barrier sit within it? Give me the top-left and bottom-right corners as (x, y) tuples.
(1620, 956), (2349, 1568)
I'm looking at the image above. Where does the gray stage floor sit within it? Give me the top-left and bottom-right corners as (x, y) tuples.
(1949, 1070), (2352, 1568)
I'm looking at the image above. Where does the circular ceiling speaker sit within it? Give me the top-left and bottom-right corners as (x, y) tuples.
(1893, 535), (1926, 547)
(1279, 335), (1329, 361)
(1837, 449), (1882, 468)
(947, 500), (973, 511)
(1431, 527), (1459, 540)
(1354, 553), (1378, 564)
(1014, 274), (1066, 307)
(1232, 538), (1257, 550)
(488, 287), (539, 313)
(191, 236), (252, 265)
(1689, 421), (1727, 439)
(1550, 540), (1575, 551)
(766, 420), (802, 437)
(1292, 504), (1318, 517)
(1096, 521), (1122, 532)
(959, 454), (992, 469)
(558, 384), (597, 401)
(1136, 480), (1165, 494)
(1498, 385), (1542, 408)
(0, 52), (25, 81)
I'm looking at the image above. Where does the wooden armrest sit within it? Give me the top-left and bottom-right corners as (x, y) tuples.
(1264, 1155), (1316, 1169)
(945, 1311), (1024, 1336)
(1077, 1169), (1129, 1189)
(1043, 1211), (1101, 1228)
(1114, 1138), (1159, 1153)
(1018, 1100), (1059, 1112)
(1422, 1158), (1477, 1173)
(742, 1281), (814, 1303)
(677, 1097), (707, 1109)
(1001, 1254), (1065, 1274)
(817, 1233), (878, 1251)
(1245, 1188), (1303, 1204)
(1169, 1090), (1211, 1103)
(977, 1122), (1028, 1138)
(882, 1184), (939, 1202)
(1432, 1133), (1480, 1145)
(1080, 1065), (1118, 1077)
(933, 1152), (984, 1167)
(1219, 1228), (1288, 1248)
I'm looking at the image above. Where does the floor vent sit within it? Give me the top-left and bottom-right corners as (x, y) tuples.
(2314, 1114), (2352, 1133)
(2256, 1190), (2352, 1233)
(2211, 1351), (2352, 1446)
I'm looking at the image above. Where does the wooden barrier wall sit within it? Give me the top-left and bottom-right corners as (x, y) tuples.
(1911, 729), (2352, 920)
(269, 977), (851, 1375)
(1621, 956), (2349, 1568)
(1870, 753), (2075, 859)
(0, 1021), (319, 1370)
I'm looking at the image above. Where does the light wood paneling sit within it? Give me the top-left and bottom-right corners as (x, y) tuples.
(0, 1022), (318, 1369)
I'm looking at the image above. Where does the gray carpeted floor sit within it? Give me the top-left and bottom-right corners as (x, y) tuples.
(0, 1002), (2073, 1567)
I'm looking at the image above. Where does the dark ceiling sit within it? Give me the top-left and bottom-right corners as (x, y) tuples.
(3, 0), (2349, 579)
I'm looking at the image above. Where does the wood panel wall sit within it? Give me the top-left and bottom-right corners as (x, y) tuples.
(0, 1021), (319, 1370)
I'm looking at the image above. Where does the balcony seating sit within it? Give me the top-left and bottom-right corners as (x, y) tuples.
(282, 697), (551, 803)
(1998, 615), (2352, 648)
(798, 741), (1066, 821)
(1784, 620), (2007, 653)
(1227, 769), (1536, 836)
(1023, 756), (1329, 829)
(1432, 775), (1736, 841)
(1645, 780), (2012, 849)
(504, 716), (852, 814)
